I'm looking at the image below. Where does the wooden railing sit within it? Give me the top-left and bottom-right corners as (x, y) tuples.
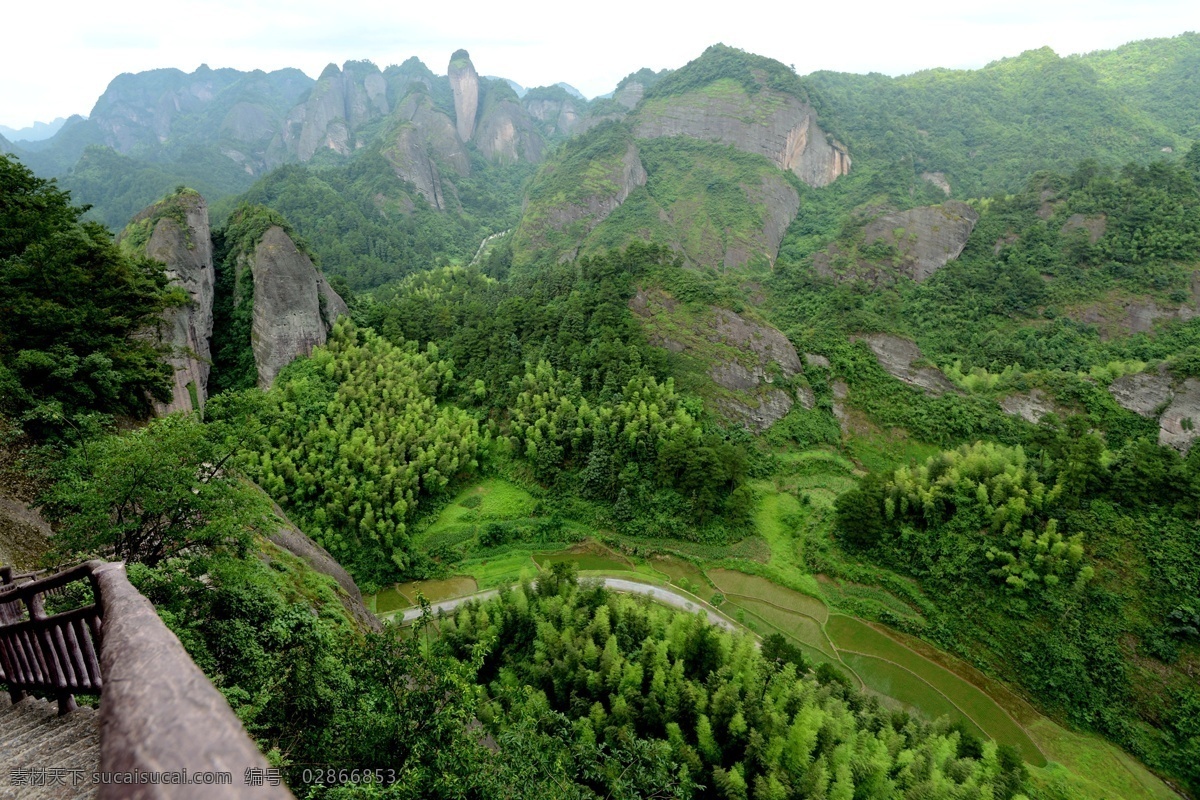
(0, 561), (102, 714)
(1, 561), (293, 798)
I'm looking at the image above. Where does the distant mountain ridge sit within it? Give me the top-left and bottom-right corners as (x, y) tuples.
(9, 33), (1200, 273)
(0, 117), (67, 142)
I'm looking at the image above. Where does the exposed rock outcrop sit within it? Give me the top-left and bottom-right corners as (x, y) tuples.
(921, 172), (951, 196)
(734, 174), (801, 269)
(709, 307), (803, 376)
(247, 226), (348, 389)
(1158, 378), (1200, 453)
(1067, 293), (1198, 340)
(634, 82), (849, 188)
(615, 81), (646, 110)
(804, 353), (831, 369)
(999, 390), (1060, 423)
(861, 202), (980, 282)
(1109, 370), (1174, 418)
(122, 192), (215, 415)
(524, 95), (583, 138)
(1105, 369), (1200, 453)
(448, 50), (480, 143)
(381, 90), (469, 210)
(520, 141), (647, 258)
(272, 61), (390, 162)
(264, 496), (381, 632)
(1061, 213), (1107, 244)
(630, 289), (802, 431)
(474, 87), (545, 165)
(855, 334), (957, 396)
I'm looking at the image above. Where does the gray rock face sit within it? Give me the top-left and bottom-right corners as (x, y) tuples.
(856, 334), (957, 396)
(1069, 296), (1197, 340)
(264, 496), (381, 632)
(634, 86), (849, 188)
(614, 81), (646, 109)
(796, 385), (816, 410)
(1061, 213), (1107, 244)
(731, 174), (800, 269)
(862, 201), (980, 282)
(536, 142), (647, 257)
(831, 380), (851, 434)
(999, 390), (1059, 423)
(701, 307), (802, 431)
(804, 353), (831, 369)
(449, 51), (480, 143)
(272, 61), (389, 162)
(249, 226), (348, 389)
(127, 193), (215, 416)
(921, 172), (951, 196)
(524, 97), (583, 138)
(1159, 378), (1200, 453)
(475, 94), (545, 165)
(710, 308), (803, 376)
(382, 92), (469, 210)
(716, 388), (795, 433)
(1109, 371), (1174, 417)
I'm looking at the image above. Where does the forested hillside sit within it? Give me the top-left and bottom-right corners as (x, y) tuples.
(3, 30), (1200, 800)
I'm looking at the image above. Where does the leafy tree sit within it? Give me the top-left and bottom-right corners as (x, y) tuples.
(0, 152), (179, 436)
(39, 413), (274, 566)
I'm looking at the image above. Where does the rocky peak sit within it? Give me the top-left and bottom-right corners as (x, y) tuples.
(448, 49), (480, 143)
(119, 191), (215, 416)
(247, 226), (349, 388)
(273, 61), (389, 162)
(632, 48), (849, 188)
(381, 92), (469, 210)
(523, 86), (584, 139)
(89, 66), (246, 152)
(475, 82), (545, 165)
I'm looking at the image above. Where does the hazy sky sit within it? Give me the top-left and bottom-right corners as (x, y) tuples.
(3, 0), (1199, 129)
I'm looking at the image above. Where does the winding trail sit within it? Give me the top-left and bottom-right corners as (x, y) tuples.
(388, 577), (737, 631)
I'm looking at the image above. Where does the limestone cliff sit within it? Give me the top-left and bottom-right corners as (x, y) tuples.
(629, 289), (803, 431)
(120, 191), (215, 416)
(1157, 378), (1200, 454)
(523, 89), (584, 139)
(474, 83), (545, 165)
(246, 226), (348, 389)
(271, 61), (389, 163)
(814, 202), (979, 285)
(512, 131), (646, 262)
(1107, 369), (1200, 453)
(853, 334), (958, 396)
(448, 50), (480, 143)
(381, 90), (470, 210)
(633, 79), (850, 188)
(615, 81), (646, 110)
(861, 202), (980, 282)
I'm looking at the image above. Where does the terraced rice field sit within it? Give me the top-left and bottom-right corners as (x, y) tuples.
(533, 541), (634, 573)
(826, 615), (1043, 764)
(708, 569), (827, 622)
(705, 567), (1044, 766)
(372, 576), (479, 614)
(416, 479), (538, 549)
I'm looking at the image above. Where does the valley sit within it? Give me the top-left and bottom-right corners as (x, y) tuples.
(3, 28), (1200, 800)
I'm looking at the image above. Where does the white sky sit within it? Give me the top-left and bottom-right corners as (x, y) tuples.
(3, 0), (1199, 129)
